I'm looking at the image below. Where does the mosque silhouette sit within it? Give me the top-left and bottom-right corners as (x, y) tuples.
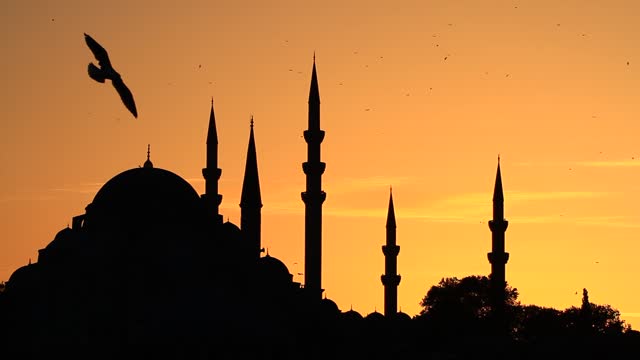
(0, 60), (519, 359)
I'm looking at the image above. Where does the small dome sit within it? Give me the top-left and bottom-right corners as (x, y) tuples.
(365, 310), (385, 322)
(257, 254), (290, 277)
(220, 221), (242, 241)
(256, 254), (292, 285)
(342, 309), (363, 321)
(320, 298), (340, 315)
(395, 311), (412, 322)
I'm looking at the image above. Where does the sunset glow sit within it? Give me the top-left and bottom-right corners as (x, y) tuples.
(2, 0), (639, 328)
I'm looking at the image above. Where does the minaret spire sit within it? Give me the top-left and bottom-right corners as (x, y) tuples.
(143, 144), (153, 168)
(240, 116), (262, 259)
(488, 157), (509, 326)
(202, 99), (223, 223)
(381, 188), (400, 317)
(302, 55), (326, 300)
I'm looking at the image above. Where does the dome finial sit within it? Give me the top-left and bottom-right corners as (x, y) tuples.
(143, 144), (153, 168)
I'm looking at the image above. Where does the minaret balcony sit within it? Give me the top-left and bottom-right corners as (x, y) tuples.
(487, 252), (510, 265)
(303, 130), (325, 144)
(301, 190), (326, 204)
(382, 244), (400, 256)
(302, 162), (326, 176)
(202, 167), (222, 180)
(488, 219), (509, 232)
(381, 274), (401, 286)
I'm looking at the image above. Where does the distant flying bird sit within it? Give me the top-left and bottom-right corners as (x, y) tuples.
(84, 33), (138, 118)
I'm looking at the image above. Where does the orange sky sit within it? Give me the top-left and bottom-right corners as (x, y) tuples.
(2, 0), (639, 327)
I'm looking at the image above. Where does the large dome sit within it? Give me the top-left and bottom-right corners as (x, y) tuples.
(86, 166), (202, 229)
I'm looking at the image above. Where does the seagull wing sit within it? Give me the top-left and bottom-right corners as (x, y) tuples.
(112, 77), (138, 118)
(84, 33), (112, 68)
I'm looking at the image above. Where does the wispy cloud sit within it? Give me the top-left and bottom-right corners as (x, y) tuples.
(508, 214), (640, 227)
(573, 216), (640, 228)
(50, 183), (103, 194)
(576, 160), (640, 168)
(329, 175), (414, 194)
(436, 190), (604, 207)
(260, 190), (622, 226)
(184, 178), (205, 184)
(515, 159), (640, 168)
(514, 161), (561, 167)
(508, 190), (607, 201)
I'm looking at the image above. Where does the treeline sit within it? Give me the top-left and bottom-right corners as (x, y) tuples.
(402, 275), (639, 359)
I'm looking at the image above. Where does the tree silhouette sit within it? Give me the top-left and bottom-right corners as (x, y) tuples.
(563, 288), (627, 336)
(417, 275), (518, 339)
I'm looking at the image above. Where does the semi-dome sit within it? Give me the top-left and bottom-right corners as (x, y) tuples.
(7, 263), (38, 292)
(39, 227), (80, 263)
(44, 227), (75, 251)
(86, 166), (202, 228)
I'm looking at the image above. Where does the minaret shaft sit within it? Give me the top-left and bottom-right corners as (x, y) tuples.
(202, 101), (223, 223)
(488, 160), (509, 315)
(381, 191), (400, 317)
(302, 59), (325, 300)
(240, 119), (262, 259)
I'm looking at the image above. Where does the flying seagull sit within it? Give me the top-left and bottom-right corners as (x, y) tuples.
(84, 33), (138, 118)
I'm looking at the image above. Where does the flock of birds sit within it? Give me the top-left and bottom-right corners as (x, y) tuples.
(84, 28), (632, 120)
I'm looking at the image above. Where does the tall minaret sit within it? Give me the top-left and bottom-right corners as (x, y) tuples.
(488, 157), (509, 315)
(301, 56), (326, 299)
(381, 188), (401, 317)
(202, 99), (223, 224)
(240, 117), (262, 259)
